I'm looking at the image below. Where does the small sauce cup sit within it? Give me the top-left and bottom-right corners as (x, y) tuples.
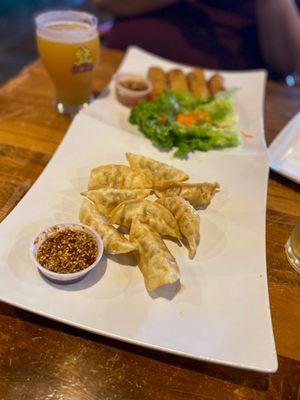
(30, 223), (103, 284)
(114, 72), (152, 107)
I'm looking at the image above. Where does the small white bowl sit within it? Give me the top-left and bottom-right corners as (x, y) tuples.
(30, 223), (103, 284)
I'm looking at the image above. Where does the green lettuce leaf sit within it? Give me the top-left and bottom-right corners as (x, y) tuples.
(129, 89), (239, 157)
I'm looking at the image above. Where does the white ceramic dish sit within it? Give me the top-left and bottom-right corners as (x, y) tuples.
(0, 47), (277, 373)
(30, 222), (103, 284)
(268, 112), (300, 184)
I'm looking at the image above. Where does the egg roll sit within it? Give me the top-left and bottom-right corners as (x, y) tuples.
(187, 68), (210, 100)
(167, 69), (188, 92)
(148, 67), (166, 100)
(208, 74), (225, 96)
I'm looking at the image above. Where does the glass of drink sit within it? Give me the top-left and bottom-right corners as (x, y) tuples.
(35, 10), (100, 115)
(285, 218), (300, 273)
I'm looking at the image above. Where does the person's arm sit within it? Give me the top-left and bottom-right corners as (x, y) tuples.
(92, 0), (178, 17)
(256, 0), (300, 74)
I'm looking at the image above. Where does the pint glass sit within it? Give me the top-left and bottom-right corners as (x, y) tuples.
(285, 218), (300, 273)
(35, 10), (99, 114)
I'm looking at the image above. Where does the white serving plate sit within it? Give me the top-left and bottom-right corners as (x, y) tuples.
(268, 112), (300, 184)
(0, 47), (277, 372)
(85, 46), (268, 155)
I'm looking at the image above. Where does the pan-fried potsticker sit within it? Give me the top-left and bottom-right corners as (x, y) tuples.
(88, 164), (152, 190)
(126, 152), (188, 185)
(109, 199), (181, 239)
(157, 196), (200, 258)
(81, 188), (151, 216)
(79, 199), (136, 255)
(155, 182), (220, 208)
(130, 218), (180, 292)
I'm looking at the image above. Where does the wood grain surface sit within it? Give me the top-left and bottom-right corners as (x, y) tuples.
(0, 48), (299, 400)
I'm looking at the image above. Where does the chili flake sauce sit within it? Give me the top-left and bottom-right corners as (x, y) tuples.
(119, 80), (149, 91)
(37, 229), (98, 273)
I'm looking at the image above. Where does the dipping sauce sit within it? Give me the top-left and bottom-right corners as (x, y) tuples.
(37, 228), (98, 273)
(119, 80), (149, 91)
(115, 73), (152, 108)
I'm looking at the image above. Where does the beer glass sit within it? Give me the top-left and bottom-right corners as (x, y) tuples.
(285, 218), (300, 273)
(35, 10), (100, 115)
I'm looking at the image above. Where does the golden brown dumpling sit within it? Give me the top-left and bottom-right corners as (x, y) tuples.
(79, 199), (136, 255)
(81, 188), (151, 216)
(151, 180), (181, 190)
(88, 164), (152, 190)
(155, 182), (220, 208)
(154, 185), (181, 196)
(130, 218), (180, 291)
(157, 196), (200, 258)
(109, 199), (181, 239)
(126, 152), (188, 185)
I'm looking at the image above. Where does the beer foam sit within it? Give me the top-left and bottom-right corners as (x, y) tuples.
(36, 10), (98, 43)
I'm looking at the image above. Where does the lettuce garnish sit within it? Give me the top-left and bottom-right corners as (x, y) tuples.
(129, 90), (239, 157)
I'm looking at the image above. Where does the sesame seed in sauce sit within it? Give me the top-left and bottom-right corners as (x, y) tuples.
(37, 229), (98, 273)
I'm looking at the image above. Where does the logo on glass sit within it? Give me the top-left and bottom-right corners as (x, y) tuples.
(72, 47), (94, 73)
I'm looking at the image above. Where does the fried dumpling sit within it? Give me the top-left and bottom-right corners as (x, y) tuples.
(88, 164), (152, 190)
(81, 188), (151, 216)
(109, 199), (181, 239)
(151, 180), (181, 190)
(79, 199), (136, 255)
(130, 218), (180, 291)
(154, 185), (181, 197)
(126, 152), (188, 185)
(155, 182), (220, 208)
(157, 196), (200, 258)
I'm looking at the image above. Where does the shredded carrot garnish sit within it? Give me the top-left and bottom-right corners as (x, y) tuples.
(240, 130), (253, 138)
(176, 111), (210, 126)
(177, 113), (198, 126)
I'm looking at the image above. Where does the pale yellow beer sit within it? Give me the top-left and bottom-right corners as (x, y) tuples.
(285, 218), (300, 273)
(35, 11), (99, 114)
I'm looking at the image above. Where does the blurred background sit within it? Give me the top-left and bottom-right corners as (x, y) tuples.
(0, 0), (299, 86)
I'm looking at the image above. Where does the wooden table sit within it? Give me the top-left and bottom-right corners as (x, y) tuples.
(0, 48), (299, 400)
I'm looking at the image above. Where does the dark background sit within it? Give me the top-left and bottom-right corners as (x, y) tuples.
(1, 1), (299, 86)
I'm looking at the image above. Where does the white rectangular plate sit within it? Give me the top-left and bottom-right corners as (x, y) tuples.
(268, 111), (300, 184)
(0, 47), (277, 372)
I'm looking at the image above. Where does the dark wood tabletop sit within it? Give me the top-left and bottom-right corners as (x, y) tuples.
(0, 48), (299, 400)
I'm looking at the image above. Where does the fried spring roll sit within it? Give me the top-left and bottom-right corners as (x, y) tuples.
(208, 74), (225, 96)
(187, 68), (210, 99)
(148, 67), (166, 100)
(167, 69), (188, 92)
